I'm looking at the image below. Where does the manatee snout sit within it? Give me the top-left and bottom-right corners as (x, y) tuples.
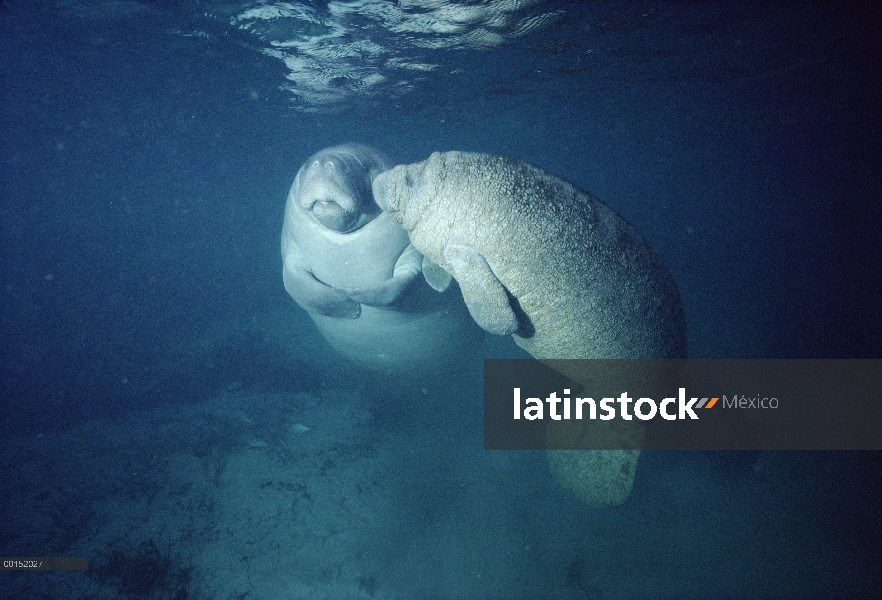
(370, 170), (394, 212)
(298, 153), (379, 233)
(311, 199), (359, 233)
(372, 162), (429, 231)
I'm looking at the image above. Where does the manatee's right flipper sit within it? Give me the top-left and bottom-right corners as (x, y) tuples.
(443, 244), (518, 335)
(283, 252), (360, 318)
(421, 256), (453, 292)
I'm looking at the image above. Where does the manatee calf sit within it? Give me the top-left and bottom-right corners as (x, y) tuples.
(281, 144), (482, 374)
(372, 151), (687, 503)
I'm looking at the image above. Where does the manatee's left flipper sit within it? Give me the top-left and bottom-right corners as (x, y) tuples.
(443, 244), (518, 336)
(336, 244), (422, 306)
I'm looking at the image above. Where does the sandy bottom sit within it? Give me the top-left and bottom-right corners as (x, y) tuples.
(4, 382), (877, 599)
(2, 318), (877, 599)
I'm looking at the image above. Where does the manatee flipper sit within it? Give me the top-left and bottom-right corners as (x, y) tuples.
(443, 244), (518, 336)
(336, 244), (422, 306)
(421, 256), (452, 292)
(283, 252), (360, 318)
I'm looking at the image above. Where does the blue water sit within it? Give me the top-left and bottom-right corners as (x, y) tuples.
(1, 1), (880, 598)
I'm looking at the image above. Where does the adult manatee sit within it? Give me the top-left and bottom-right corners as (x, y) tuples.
(372, 151), (687, 504)
(282, 144), (483, 375)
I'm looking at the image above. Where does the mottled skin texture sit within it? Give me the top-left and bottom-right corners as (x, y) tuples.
(373, 151), (687, 361)
(373, 151), (688, 504)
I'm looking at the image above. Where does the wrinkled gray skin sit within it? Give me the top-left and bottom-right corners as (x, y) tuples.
(373, 151), (687, 503)
(282, 144), (482, 373)
(372, 151), (687, 360)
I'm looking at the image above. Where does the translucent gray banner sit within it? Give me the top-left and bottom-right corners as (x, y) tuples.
(484, 359), (882, 450)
